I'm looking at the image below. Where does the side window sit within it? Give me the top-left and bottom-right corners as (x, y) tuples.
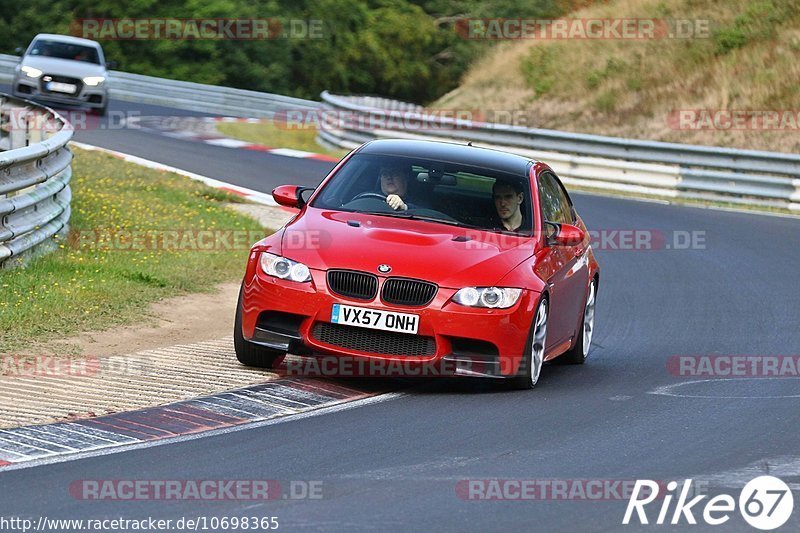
(550, 173), (575, 223)
(538, 172), (571, 224)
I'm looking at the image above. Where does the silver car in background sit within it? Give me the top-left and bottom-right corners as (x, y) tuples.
(13, 34), (109, 116)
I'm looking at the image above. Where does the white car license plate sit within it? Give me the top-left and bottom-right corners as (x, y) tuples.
(47, 82), (77, 94)
(331, 304), (419, 335)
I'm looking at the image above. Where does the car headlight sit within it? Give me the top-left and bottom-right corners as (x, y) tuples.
(83, 76), (106, 86)
(260, 252), (311, 282)
(453, 287), (522, 309)
(21, 66), (42, 78)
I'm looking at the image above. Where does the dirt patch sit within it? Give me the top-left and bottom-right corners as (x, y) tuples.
(17, 282), (241, 357)
(227, 202), (296, 229)
(10, 203), (294, 359)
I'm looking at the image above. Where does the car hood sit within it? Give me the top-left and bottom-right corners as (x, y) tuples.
(20, 56), (106, 78)
(281, 208), (535, 288)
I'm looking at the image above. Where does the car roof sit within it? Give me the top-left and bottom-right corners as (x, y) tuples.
(357, 139), (535, 176)
(32, 33), (102, 48)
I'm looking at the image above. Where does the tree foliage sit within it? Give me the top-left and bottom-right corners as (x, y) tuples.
(1, 0), (577, 103)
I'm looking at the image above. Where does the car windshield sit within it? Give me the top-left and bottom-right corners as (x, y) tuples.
(311, 153), (534, 235)
(28, 39), (101, 65)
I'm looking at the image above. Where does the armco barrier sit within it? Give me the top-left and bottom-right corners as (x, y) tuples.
(0, 93), (73, 268)
(317, 92), (800, 212)
(0, 54), (318, 118)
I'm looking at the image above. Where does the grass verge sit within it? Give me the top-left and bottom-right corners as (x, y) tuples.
(0, 147), (267, 352)
(216, 120), (349, 159)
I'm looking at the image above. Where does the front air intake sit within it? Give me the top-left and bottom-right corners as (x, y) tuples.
(327, 270), (378, 300)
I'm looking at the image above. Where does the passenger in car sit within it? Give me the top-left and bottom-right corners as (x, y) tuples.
(491, 180), (530, 232)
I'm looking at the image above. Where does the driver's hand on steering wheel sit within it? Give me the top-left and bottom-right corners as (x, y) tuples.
(386, 194), (408, 211)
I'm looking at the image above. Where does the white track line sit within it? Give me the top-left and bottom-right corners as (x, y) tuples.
(648, 378), (800, 399)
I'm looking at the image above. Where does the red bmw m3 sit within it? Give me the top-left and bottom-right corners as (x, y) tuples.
(235, 139), (599, 389)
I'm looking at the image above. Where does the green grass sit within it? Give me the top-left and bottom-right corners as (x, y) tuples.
(0, 148), (268, 352)
(216, 120), (349, 159)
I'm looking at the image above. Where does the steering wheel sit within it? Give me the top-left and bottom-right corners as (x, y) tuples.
(351, 192), (388, 202)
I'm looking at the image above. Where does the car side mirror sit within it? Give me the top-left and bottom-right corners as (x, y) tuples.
(14, 47), (24, 55)
(272, 185), (313, 209)
(545, 221), (585, 247)
(106, 60), (119, 69)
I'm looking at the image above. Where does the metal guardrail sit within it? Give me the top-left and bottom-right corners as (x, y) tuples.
(108, 70), (319, 117)
(0, 93), (73, 268)
(0, 53), (318, 118)
(318, 92), (800, 211)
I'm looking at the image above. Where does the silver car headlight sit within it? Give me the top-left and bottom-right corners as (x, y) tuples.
(260, 252), (311, 282)
(83, 76), (106, 86)
(453, 287), (522, 309)
(21, 66), (43, 78)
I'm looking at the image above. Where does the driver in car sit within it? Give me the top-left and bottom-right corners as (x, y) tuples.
(379, 164), (413, 211)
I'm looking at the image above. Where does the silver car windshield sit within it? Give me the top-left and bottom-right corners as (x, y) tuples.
(28, 40), (101, 65)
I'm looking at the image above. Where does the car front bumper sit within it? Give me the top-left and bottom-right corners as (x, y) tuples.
(241, 266), (539, 379)
(13, 75), (107, 109)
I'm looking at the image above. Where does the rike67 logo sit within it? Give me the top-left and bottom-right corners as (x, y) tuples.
(623, 476), (794, 530)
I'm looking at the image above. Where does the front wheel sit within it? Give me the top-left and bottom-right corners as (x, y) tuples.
(233, 287), (285, 368)
(508, 297), (548, 390)
(559, 279), (597, 365)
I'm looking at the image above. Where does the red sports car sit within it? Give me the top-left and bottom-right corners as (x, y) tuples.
(235, 139), (599, 389)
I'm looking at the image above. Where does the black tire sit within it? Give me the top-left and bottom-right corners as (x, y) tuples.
(558, 279), (597, 365)
(508, 297), (548, 390)
(95, 104), (107, 117)
(233, 287), (285, 368)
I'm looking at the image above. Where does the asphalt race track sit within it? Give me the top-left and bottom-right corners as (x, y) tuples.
(1, 91), (799, 532)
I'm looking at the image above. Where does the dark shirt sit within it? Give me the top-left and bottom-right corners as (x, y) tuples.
(489, 208), (531, 233)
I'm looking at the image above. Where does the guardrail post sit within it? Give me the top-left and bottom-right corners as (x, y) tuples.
(791, 180), (800, 212)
